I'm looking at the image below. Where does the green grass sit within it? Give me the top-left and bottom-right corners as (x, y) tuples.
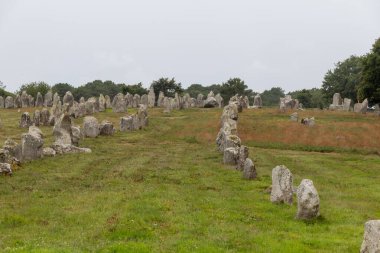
(0, 107), (379, 252)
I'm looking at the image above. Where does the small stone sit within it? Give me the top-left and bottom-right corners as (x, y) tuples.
(242, 158), (257, 180)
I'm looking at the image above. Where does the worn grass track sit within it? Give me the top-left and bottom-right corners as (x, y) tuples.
(0, 107), (379, 252)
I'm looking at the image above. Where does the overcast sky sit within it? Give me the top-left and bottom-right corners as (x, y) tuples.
(0, 0), (379, 93)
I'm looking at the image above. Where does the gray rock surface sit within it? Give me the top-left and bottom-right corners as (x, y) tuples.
(270, 165), (293, 204)
(296, 179), (320, 219)
(242, 158), (257, 180)
(83, 116), (99, 138)
(360, 220), (380, 253)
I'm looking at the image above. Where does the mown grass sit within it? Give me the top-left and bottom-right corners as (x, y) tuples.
(0, 107), (379, 252)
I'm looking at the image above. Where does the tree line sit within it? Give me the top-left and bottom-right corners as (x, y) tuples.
(1, 37), (378, 108)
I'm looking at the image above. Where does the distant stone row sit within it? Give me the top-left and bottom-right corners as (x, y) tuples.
(329, 93), (372, 113)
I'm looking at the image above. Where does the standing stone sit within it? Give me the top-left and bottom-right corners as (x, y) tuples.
(28, 95), (34, 107)
(157, 91), (165, 107)
(137, 104), (148, 128)
(237, 145), (249, 171)
(63, 91), (74, 107)
(44, 91), (53, 107)
(0, 96), (4, 108)
(99, 94), (106, 112)
(360, 220), (380, 253)
(53, 114), (73, 145)
(40, 108), (50, 126)
(71, 126), (82, 146)
(105, 95), (111, 109)
(120, 116), (133, 131)
(50, 93), (62, 121)
(215, 93), (224, 108)
(163, 97), (172, 113)
(242, 96), (249, 109)
(21, 126), (44, 161)
(79, 97), (85, 103)
(296, 179), (320, 219)
(242, 158), (257, 180)
(0, 163), (12, 175)
(14, 94), (21, 108)
(132, 94), (140, 108)
(223, 147), (239, 165)
(148, 87), (155, 108)
(343, 98), (351, 111)
(270, 165), (293, 204)
(112, 93), (126, 113)
(35, 92), (44, 107)
(3, 138), (22, 162)
(5, 96), (14, 109)
(332, 93), (342, 106)
(360, 99), (369, 114)
(197, 94), (204, 108)
(85, 100), (94, 115)
(204, 97), (218, 108)
(83, 116), (99, 138)
(99, 120), (115, 135)
(140, 94), (148, 106)
(253, 94), (262, 108)
(33, 110), (41, 126)
(21, 91), (29, 108)
(19, 112), (32, 128)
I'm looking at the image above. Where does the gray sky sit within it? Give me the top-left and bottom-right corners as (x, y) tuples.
(0, 0), (379, 93)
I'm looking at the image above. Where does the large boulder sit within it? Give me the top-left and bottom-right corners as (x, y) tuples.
(270, 165), (293, 204)
(99, 120), (115, 136)
(21, 126), (44, 161)
(242, 158), (257, 180)
(360, 220), (380, 253)
(83, 116), (99, 138)
(19, 112), (32, 128)
(296, 179), (320, 219)
(112, 93), (126, 113)
(5, 96), (14, 108)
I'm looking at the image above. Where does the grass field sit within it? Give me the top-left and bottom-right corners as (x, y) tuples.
(0, 107), (379, 252)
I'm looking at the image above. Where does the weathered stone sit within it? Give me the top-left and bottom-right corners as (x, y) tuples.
(79, 97), (85, 103)
(360, 220), (380, 253)
(221, 103), (238, 125)
(28, 95), (34, 107)
(296, 179), (320, 219)
(343, 98), (351, 111)
(35, 92), (44, 107)
(43, 147), (56, 157)
(270, 165), (293, 204)
(21, 126), (44, 161)
(44, 91), (53, 107)
(204, 97), (218, 108)
(53, 114), (73, 145)
(290, 112), (298, 122)
(253, 94), (262, 108)
(157, 91), (165, 107)
(83, 116), (99, 138)
(85, 100), (94, 115)
(88, 97), (99, 112)
(223, 147), (239, 165)
(0, 163), (12, 175)
(33, 110), (41, 126)
(120, 116), (133, 131)
(112, 93), (126, 112)
(14, 94), (21, 108)
(196, 94), (204, 108)
(71, 126), (82, 146)
(138, 104), (148, 128)
(99, 94), (106, 112)
(5, 96), (14, 108)
(207, 91), (214, 98)
(3, 138), (22, 162)
(237, 145), (249, 171)
(40, 108), (50, 126)
(105, 95), (111, 109)
(242, 96), (249, 109)
(99, 120), (115, 135)
(140, 94), (148, 106)
(19, 112), (32, 128)
(51, 143), (91, 155)
(0, 96), (4, 108)
(133, 94), (140, 108)
(215, 93), (224, 108)
(21, 91), (29, 108)
(63, 91), (74, 107)
(50, 93), (62, 120)
(242, 158), (257, 180)
(148, 87), (155, 108)
(332, 93), (342, 106)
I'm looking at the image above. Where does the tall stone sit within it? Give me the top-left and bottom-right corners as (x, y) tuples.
(120, 116), (133, 131)
(133, 94), (140, 108)
(223, 147), (239, 165)
(99, 94), (106, 112)
(28, 95), (34, 107)
(40, 108), (50, 126)
(215, 93), (224, 108)
(105, 95), (111, 109)
(0, 96), (4, 108)
(253, 94), (262, 108)
(296, 179), (320, 219)
(63, 91), (74, 107)
(19, 112), (32, 128)
(360, 99), (368, 114)
(140, 94), (148, 106)
(14, 94), (21, 108)
(112, 93), (127, 113)
(242, 158), (257, 180)
(196, 94), (204, 108)
(5, 96), (14, 109)
(44, 91), (53, 107)
(21, 126), (44, 161)
(83, 116), (99, 138)
(21, 91), (29, 108)
(53, 114), (73, 145)
(33, 110), (41, 126)
(343, 98), (352, 111)
(360, 220), (380, 253)
(79, 97), (85, 103)
(157, 91), (165, 107)
(237, 145), (249, 171)
(35, 92), (44, 107)
(148, 87), (155, 108)
(270, 165), (293, 205)
(332, 93), (342, 106)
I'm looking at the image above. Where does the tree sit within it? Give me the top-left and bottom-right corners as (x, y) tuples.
(52, 83), (75, 98)
(321, 55), (364, 103)
(74, 80), (122, 100)
(185, 83), (222, 98)
(220, 78), (253, 102)
(288, 88), (327, 109)
(151, 78), (183, 100)
(357, 38), (380, 104)
(121, 82), (148, 96)
(260, 87), (285, 106)
(18, 81), (51, 98)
